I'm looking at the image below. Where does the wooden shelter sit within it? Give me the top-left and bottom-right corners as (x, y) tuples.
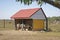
(11, 8), (48, 31)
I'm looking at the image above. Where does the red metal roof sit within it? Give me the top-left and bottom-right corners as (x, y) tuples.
(11, 8), (40, 19)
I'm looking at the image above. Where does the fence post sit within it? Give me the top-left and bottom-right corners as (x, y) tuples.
(4, 19), (5, 28)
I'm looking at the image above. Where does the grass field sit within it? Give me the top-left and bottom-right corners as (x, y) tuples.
(0, 19), (60, 31)
(0, 20), (14, 30)
(0, 19), (60, 40)
(0, 30), (60, 40)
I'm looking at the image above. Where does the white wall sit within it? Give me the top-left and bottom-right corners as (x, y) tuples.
(30, 10), (46, 19)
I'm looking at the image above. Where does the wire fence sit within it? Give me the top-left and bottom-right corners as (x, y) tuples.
(0, 19), (15, 30)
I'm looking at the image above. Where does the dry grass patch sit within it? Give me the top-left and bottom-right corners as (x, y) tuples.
(0, 30), (60, 40)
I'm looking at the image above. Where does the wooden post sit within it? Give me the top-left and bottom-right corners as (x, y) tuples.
(46, 18), (48, 31)
(4, 19), (5, 28)
(15, 19), (17, 30)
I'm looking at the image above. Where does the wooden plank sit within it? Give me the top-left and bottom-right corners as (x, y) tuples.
(33, 19), (44, 31)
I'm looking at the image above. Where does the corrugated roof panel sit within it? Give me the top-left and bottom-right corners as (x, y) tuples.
(11, 8), (41, 19)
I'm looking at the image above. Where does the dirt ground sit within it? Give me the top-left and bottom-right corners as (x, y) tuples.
(0, 30), (60, 40)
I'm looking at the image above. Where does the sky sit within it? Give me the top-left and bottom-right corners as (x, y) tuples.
(0, 0), (60, 19)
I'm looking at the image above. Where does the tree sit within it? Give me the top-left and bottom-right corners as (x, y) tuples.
(42, 0), (60, 9)
(16, 0), (43, 6)
(16, 0), (60, 9)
